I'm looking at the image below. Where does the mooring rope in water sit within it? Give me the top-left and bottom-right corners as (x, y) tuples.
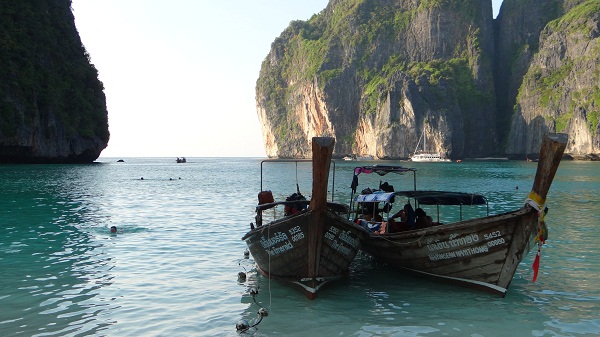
(236, 244), (271, 333)
(235, 280), (269, 333)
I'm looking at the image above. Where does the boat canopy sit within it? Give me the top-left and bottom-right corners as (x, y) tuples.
(354, 192), (396, 203)
(351, 165), (417, 195)
(353, 165), (416, 176)
(395, 190), (487, 206)
(354, 190), (487, 206)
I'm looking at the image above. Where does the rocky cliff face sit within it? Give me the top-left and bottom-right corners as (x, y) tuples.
(257, 0), (498, 159)
(256, 0), (600, 159)
(493, 0), (564, 151)
(505, 0), (600, 158)
(0, 0), (109, 163)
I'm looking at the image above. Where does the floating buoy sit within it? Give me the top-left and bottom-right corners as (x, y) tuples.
(236, 319), (250, 332)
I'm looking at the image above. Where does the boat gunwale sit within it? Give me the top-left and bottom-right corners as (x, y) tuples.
(365, 205), (534, 240)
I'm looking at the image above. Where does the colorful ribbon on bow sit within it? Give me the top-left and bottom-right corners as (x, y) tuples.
(526, 191), (548, 283)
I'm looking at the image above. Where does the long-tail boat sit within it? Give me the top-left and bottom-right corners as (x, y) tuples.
(242, 137), (369, 299)
(351, 133), (567, 296)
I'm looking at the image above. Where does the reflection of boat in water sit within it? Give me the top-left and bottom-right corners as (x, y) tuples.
(242, 137), (369, 299)
(410, 126), (450, 162)
(176, 157), (186, 163)
(349, 133), (567, 296)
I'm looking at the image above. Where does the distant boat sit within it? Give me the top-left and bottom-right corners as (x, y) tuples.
(410, 126), (450, 162)
(343, 156), (355, 161)
(176, 157), (186, 163)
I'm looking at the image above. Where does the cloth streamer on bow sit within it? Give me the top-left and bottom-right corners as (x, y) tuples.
(526, 191), (547, 283)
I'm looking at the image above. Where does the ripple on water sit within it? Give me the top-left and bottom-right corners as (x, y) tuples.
(1, 159), (599, 336)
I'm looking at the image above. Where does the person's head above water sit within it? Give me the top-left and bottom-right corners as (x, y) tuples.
(110, 226), (117, 233)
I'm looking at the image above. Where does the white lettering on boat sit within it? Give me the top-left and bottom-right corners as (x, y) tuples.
(427, 234), (480, 252)
(487, 238), (506, 247)
(268, 241), (294, 256)
(483, 231), (502, 241)
(484, 230), (502, 240)
(260, 231), (290, 249)
(289, 226), (305, 242)
(339, 231), (360, 249)
(428, 245), (489, 261)
(324, 226), (359, 257)
(331, 240), (352, 256)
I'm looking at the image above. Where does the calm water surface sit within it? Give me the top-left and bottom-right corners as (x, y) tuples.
(0, 158), (599, 336)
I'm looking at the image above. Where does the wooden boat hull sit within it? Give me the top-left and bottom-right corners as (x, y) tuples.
(353, 133), (566, 296)
(362, 206), (543, 296)
(242, 209), (367, 299)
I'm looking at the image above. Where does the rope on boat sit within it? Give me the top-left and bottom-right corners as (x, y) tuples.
(374, 228), (428, 246)
(266, 221), (273, 311)
(525, 191), (548, 283)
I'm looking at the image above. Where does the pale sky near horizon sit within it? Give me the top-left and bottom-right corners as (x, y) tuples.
(71, 0), (503, 158)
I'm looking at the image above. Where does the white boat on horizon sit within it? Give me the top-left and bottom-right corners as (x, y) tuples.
(410, 126), (450, 162)
(410, 152), (451, 162)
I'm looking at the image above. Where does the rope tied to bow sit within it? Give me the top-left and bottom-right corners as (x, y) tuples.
(525, 191), (548, 283)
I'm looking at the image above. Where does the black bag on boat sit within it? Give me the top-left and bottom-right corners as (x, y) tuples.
(285, 192), (307, 215)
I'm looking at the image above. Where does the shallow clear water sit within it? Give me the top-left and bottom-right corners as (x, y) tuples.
(1, 158), (598, 336)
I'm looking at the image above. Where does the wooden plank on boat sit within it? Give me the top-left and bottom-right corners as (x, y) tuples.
(529, 133), (568, 203)
(307, 137), (335, 284)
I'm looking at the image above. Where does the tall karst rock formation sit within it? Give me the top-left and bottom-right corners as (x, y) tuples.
(503, 0), (600, 158)
(257, 0), (498, 159)
(0, 0), (109, 163)
(256, 0), (600, 160)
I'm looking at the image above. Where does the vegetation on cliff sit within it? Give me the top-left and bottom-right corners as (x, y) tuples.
(0, 0), (108, 163)
(257, 0), (496, 158)
(258, 0), (600, 158)
(508, 0), (600, 155)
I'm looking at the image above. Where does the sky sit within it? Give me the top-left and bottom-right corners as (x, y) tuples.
(71, 0), (503, 158)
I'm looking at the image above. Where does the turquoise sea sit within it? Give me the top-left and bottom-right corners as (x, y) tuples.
(1, 158), (599, 337)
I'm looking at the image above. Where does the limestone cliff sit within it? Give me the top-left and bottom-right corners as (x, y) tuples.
(505, 0), (600, 158)
(256, 0), (600, 160)
(256, 0), (498, 159)
(0, 0), (109, 163)
(493, 0), (564, 151)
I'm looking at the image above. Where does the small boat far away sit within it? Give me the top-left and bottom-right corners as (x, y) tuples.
(350, 133), (568, 296)
(410, 125), (451, 162)
(242, 137), (370, 299)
